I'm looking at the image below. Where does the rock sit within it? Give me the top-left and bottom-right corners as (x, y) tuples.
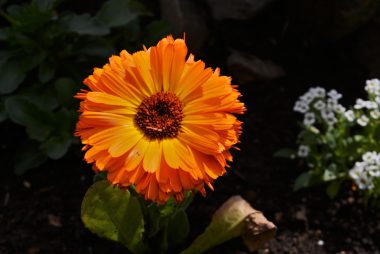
(160, 0), (208, 52)
(206, 0), (276, 21)
(227, 51), (285, 83)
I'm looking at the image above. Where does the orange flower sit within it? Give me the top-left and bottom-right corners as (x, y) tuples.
(76, 36), (245, 204)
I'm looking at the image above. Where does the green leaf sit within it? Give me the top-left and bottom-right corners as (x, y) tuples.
(167, 210), (189, 246)
(273, 148), (295, 158)
(7, 2), (52, 31)
(326, 181), (341, 199)
(38, 62), (55, 83)
(81, 181), (149, 254)
(21, 51), (46, 72)
(0, 61), (26, 94)
(294, 171), (313, 191)
(39, 108), (74, 159)
(40, 132), (71, 159)
(5, 96), (54, 141)
(54, 77), (77, 107)
(14, 143), (47, 175)
(22, 88), (59, 111)
(97, 0), (140, 28)
(61, 13), (110, 35)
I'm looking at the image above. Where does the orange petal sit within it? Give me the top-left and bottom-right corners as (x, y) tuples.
(162, 139), (180, 169)
(86, 92), (136, 112)
(124, 138), (149, 171)
(178, 125), (224, 154)
(108, 128), (143, 157)
(143, 140), (162, 173)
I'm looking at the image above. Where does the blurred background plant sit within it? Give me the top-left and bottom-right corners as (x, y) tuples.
(0, 0), (169, 174)
(277, 79), (380, 205)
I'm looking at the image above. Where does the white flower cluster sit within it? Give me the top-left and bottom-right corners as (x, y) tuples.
(293, 87), (345, 126)
(365, 79), (380, 96)
(352, 79), (380, 126)
(297, 145), (309, 157)
(349, 151), (380, 190)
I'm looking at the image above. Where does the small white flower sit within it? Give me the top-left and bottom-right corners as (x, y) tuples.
(297, 145), (309, 157)
(349, 167), (373, 189)
(357, 115), (369, 126)
(365, 79), (380, 95)
(328, 89), (342, 100)
(375, 96), (380, 105)
(311, 87), (326, 98)
(349, 151), (380, 190)
(344, 110), (355, 122)
(313, 100), (326, 110)
(354, 98), (366, 109)
(300, 93), (314, 104)
(365, 101), (378, 109)
(362, 152), (378, 163)
(321, 109), (337, 126)
(303, 112), (316, 126)
(370, 110), (380, 119)
(294, 101), (309, 113)
(333, 104), (346, 114)
(367, 165), (380, 177)
(327, 98), (337, 109)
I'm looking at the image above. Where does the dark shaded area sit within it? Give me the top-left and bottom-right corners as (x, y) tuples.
(1, 0), (380, 253)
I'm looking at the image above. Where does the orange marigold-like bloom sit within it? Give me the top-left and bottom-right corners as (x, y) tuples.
(75, 36), (245, 204)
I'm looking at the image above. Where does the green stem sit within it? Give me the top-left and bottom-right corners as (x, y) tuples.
(0, 9), (20, 26)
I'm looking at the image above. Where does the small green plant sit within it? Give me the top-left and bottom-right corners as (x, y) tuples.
(277, 79), (380, 204)
(0, 0), (169, 174)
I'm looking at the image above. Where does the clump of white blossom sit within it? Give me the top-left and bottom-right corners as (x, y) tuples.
(352, 78), (380, 126)
(349, 152), (380, 190)
(291, 79), (380, 203)
(294, 87), (344, 127)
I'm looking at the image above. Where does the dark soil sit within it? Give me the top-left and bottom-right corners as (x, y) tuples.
(2, 1), (380, 254)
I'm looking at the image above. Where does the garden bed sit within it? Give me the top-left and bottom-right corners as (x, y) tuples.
(1, 1), (380, 253)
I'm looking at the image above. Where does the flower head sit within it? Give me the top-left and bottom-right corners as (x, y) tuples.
(75, 36), (245, 204)
(370, 110), (380, 119)
(344, 110), (355, 122)
(313, 100), (325, 110)
(357, 115), (369, 126)
(303, 112), (315, 126)
(349, 151), (380, 190)
(327, 89), (342, 100)
(365, 79), (380, 95)
(293, 101), (309, 113)
(297, 145), (310, 158)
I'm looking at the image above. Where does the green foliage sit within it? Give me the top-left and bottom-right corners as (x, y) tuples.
(0, 0), (169, 173)
(288, 80), (380, 205)
(82, 180), (192, 254)
(136, 191), (192, 254)
(81, 180), (149, 254)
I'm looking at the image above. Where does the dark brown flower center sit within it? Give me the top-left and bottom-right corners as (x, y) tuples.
(135, 92), (184, 139)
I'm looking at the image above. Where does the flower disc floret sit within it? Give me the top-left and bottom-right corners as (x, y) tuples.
(135, 92), (183, 140)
